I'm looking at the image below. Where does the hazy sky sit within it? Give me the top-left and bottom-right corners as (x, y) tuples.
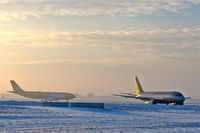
(0, 0), (200, 98)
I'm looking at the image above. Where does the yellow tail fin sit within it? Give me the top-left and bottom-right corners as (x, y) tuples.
(133, 76), (144, 96)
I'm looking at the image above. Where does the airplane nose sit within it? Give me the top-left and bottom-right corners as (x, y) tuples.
(179, 96), (185, 102)
(67, 94), (76, 99)
(71, 94), (75, 99)
(183, 96), (186, 101)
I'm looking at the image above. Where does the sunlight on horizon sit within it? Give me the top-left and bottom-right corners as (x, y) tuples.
(0, 0), (200, 98)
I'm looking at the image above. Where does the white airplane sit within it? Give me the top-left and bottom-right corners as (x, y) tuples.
(113, 76), (190, 105)
(8, 80), (75, 101)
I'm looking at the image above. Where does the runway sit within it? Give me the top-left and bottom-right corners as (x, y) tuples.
(0, 100), (200, 133)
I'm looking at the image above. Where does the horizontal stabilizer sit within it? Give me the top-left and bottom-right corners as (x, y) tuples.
(121, 93), (134, 95)
(7, 91), (14, 93)
(112, 94), (138, 98)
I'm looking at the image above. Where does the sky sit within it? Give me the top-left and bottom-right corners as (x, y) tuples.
(0, 0), (200, 98)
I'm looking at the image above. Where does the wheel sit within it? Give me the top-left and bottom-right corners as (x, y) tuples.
(179, 102), (184, 105)
(152, 101), (157, 104)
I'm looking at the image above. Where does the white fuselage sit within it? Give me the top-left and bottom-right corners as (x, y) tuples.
(11, 91), (76, 101)
(138, 91), (185, 104)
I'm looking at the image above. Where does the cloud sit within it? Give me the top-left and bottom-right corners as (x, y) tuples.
(0, 0), (200, 21)
(0, 27), (200, 62)
(3, 58), (142, 66)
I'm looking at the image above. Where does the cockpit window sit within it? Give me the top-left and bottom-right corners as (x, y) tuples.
(175, 93), (183, 97)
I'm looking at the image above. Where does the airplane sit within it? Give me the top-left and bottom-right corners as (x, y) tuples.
(113, 76), (190, 105)
(8, 80), (76, 101)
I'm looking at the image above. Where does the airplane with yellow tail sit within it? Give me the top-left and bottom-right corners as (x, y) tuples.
(113, 76), (190, 105)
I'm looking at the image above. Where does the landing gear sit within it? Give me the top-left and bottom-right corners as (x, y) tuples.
(179, 102), (184, 105)
(152, 101), (157, 104)
(174, 102), (184, 105)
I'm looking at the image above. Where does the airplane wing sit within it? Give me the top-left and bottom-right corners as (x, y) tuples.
(45, 94), (65, 101)
(112, 93), (163, 102)
(7, 91), (14, 93)
(45, 98), (60, 101)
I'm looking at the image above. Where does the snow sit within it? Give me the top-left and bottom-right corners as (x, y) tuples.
(0, 101), (200, 133)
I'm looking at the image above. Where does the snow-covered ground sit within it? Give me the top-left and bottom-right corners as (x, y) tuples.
(0, 101), (200, 133)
